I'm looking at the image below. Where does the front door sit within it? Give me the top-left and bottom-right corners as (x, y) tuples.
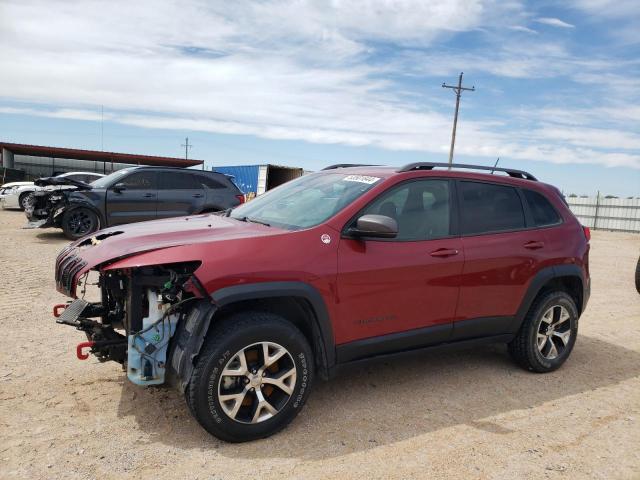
(335, 178), (463, 349)
(105, 170), (158, 226)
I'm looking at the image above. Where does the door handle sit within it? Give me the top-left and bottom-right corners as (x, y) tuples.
(430, 248), (459, 257)
(192, 193), (204, 198)
(143, 193), (155, 198)
(524, 241), (545, 250)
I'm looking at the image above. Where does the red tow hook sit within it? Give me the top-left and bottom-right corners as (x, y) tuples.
(76, 341), (95, 360)
(53, 304), (69, 318)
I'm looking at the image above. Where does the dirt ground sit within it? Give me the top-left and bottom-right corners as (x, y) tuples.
(0, 208), (639, 480)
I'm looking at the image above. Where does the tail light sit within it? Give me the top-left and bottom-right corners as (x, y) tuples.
(235, 194), (245, 204)
(583, 226), (591, 241)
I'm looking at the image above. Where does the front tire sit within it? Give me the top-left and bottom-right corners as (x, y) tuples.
(18, 192), (32, 211)
(186, 311), (314, 442)
(635, 256), (640, 294)
(61, 208), (99, 240)
(508, 291), (578, 373)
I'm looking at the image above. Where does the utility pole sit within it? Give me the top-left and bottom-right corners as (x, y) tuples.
(442, 72), (475, 166)
(181, 137), (192, 160)
(100, 105), (104, 151)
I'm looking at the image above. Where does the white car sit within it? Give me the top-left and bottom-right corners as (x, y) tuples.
(0, 181), (34, 201)
(1, 172), (105, 210)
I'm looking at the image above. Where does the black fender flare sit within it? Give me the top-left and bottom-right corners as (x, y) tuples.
(167, 281), (336, 391)
(511, 264), (586, 333)
(211, 282), (336, 376)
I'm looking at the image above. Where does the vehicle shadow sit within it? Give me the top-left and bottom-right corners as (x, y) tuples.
(35, 231), (69, 243)
(116, 334), (640, 460)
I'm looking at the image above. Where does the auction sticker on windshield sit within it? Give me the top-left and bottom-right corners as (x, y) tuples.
(343, 175), (380, 184)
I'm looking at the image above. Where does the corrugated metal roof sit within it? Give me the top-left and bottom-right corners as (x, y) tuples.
(0, 142), (204, 168)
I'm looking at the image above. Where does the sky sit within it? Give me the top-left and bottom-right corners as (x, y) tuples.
(0, 0), (639, 196)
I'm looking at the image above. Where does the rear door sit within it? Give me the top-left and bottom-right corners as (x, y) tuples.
(156, 171), (205, 218)
(335, 178), (463, 347)
(454, 180), (547, 338)
(105, 170), (158, 226)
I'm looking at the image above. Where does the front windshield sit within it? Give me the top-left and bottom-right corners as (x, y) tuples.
(90, 168), (135, 188)
(230, 172), (383, 230)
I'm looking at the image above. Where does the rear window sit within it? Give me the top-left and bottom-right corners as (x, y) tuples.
(460, 181), (525, 235)
(523, 189), (561, 226)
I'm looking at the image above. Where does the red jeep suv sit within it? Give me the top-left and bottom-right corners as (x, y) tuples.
(54, 162), (590, 442)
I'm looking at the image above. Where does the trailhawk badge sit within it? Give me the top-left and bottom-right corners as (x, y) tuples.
(320, 233), (331, 244)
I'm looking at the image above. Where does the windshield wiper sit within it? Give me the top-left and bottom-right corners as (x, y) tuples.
(235, 215), (270, 227)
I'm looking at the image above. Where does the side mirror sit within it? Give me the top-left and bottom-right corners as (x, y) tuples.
(112, 183), (126, 193)
(348, 214), (398, 239)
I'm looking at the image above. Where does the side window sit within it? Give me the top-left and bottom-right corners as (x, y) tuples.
(523, 189), (561, 226)
(197, 175), (225, 189)
(158, 172), (200, 190)
(459, 181), (525, 235)
(120, 171), (157, 190)
(359, 179), (450, 240)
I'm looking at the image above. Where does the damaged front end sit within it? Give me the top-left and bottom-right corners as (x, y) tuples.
(55, 246), (213, 387)
(25, 176), (93, 229)
(24, 190), (68, 229)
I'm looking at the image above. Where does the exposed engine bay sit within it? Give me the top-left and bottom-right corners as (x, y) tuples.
(55, 260), (209, 387)
(24, 176), (93, 229)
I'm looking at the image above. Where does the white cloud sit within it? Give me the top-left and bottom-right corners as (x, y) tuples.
(509, 25), (538, 34)
(0, 0), (638, 170)
(535, 17), (575, 28)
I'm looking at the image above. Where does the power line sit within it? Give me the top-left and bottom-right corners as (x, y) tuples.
(442, 72), (475, 166)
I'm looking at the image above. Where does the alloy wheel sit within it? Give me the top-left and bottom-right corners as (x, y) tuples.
(537, 305), (572, 360)
(218, 341), (297, 424)
(21, 194), (33, 209)
(67, 210), (95, 236)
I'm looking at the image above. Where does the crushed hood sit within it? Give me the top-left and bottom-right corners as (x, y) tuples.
(69, 213), (281, 269)
(35, 176), (93, 190)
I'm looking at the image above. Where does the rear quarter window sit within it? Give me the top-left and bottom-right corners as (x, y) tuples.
(197, 175), (227, 189)
(523, 189), (561, 226)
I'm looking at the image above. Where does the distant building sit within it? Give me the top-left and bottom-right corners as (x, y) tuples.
(0, 142), (203, 180)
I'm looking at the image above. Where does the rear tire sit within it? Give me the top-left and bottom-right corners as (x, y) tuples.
(186, 311), (314, 442)
(635, 256), (640, 294)
(508, 291), (578, 373)
(61, 208), (99, 240)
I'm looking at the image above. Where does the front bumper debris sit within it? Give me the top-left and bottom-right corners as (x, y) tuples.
(23, 219), (48, 229)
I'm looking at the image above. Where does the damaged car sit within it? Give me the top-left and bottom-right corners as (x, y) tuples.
(3, 172), (103, 210)
(26, 166), (245, 239)
(53, 163), (591, 442)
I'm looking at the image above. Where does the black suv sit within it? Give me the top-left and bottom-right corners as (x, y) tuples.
(25, 166), (245, 239)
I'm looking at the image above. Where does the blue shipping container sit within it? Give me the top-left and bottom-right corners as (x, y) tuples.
(214, 165), (260, 195)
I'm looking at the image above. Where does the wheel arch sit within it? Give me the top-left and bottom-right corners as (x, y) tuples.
(211, 282), (335, 380)
(62, 201), (105, 228)
(167, 282), (335, 392)
(512, 265), (585, 333)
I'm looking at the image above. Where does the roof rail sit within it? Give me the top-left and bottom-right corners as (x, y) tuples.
(322, 163), (377, 170)
(397, 162), (537, 181)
